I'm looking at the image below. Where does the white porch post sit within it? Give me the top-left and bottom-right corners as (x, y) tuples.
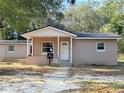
(32, 38), (33, 56)
(57, 35), (60, 60)
(27, 37), (29, 56)
(70, 36), (72, 63)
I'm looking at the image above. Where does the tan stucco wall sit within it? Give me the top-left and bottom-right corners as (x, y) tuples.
(0, 44), (26, 59)
(28, 37), (70, 64)
(72, 39), (117, 65)
(28, 37), (118, 65)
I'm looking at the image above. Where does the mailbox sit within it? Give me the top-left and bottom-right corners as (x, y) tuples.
(47, 53), (53, 59)
(47, 53), (53, 66)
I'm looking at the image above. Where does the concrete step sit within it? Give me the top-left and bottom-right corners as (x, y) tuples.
(58, 61), (72, 67)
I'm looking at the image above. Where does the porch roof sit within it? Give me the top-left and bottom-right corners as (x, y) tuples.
(22, 26), (77, 39)
(22, 26), (120, 39)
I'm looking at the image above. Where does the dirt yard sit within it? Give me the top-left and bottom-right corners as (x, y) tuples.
(0, 62), (124, 93)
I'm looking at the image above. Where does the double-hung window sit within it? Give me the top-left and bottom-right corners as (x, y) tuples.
(96, 42), (105, 52)
(42, 42), (53, 55)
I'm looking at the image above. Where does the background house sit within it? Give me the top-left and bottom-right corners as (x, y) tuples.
(0, 40), (27, 61)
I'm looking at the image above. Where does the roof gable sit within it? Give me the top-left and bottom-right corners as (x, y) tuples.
(22, 26), (77, 38)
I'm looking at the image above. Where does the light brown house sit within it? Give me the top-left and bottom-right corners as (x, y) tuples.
(0, 40), (27, 60)
(22, 26), (119, 65)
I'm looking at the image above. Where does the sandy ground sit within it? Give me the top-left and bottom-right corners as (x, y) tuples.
(0, 65), (124, 93)
(0, 62), (124, 93)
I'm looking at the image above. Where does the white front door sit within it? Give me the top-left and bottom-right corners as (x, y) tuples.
(60, 41), (69, 60)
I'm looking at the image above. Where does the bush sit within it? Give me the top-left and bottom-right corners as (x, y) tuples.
(118, 39), (124, 53)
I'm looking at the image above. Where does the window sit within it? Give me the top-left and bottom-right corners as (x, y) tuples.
(8, 45), (15, 51)
(96, 42), (105, 52)
(42, 42), (53, 54)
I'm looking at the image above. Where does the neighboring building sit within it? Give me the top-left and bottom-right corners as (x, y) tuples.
(22, 26), (119, 65)
(0, 40), (27, 60)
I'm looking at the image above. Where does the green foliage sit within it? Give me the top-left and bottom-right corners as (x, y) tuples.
(62, 5), (105, 32)
(97, 0), (124, 34)
(0, 17), (6, 28)
(118, 33), (124, 53)
(0, 0), (64, 39)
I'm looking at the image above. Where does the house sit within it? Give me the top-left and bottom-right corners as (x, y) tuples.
(0, 40), (27, 61)
(22, 26), (120, 65)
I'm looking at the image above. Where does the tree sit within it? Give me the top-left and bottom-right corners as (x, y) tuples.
(62, 5), (104, 32)
(0, 17), (6, 28)
(97, 0), (124, 34)
(0, 0), (64, 39)
(0, 0), (78, 39)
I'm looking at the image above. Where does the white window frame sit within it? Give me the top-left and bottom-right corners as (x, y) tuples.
(96, 42), (105, 52)
(8, 45), (15, 52)
(41, 41), (54, 55)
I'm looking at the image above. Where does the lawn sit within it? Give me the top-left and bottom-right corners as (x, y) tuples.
(62, 81), (124, 93)
(118, 54), (124, 62)
(0, 62), (58, 74)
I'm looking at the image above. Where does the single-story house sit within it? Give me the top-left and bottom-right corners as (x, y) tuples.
(0, 40), (27, 60)
(22, 26), (120, 65)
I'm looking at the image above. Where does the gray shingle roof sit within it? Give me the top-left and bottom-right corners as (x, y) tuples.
(48, 25), (120, 38)
(0, 40), (27, 44)
(69, 32), (120, 38)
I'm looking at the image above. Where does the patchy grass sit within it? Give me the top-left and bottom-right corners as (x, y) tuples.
(80, 81), (124, 93)
(67, 61), (124, 76)
(60, 81), (124, 93)
(0, 62), (58, 73)
(118, 54), (124, 62)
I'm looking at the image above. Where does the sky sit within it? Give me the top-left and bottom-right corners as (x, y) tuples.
(75, 0), (87, 4)
(75, 0), (102, 4)
(64, 0), (87, 6)
(63, 0), (87, 9)
(63, 0), (103, 9)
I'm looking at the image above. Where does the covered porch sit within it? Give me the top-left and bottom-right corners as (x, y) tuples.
(22, 26), (76, 65)
(26, 36), (72, 65)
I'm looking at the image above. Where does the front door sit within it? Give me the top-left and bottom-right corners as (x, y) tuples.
(60, 41), (69, 60)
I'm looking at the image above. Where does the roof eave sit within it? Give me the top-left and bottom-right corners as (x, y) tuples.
(21, 26), (77, 39)
(74, 37), (120, 39)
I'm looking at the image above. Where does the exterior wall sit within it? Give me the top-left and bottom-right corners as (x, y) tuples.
(27, 37), (70, 65)
(33, 37), (58, 57)
(0, 44), (27, 60)
(27, 56), (48, 65)
(72, 39), (117, 65)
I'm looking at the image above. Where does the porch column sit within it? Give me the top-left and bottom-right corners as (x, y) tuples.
(32, 38), (33, 56)
(70, 36), (72, 63)
(57, 35), (60, 60)
(27, 37), (29, 56)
